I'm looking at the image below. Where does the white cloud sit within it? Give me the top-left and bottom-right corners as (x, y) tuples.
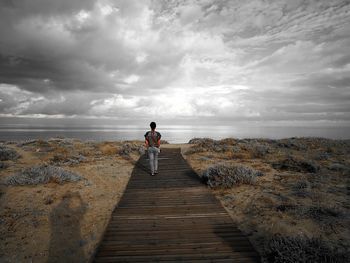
(75, 10), (91, 22)
(124, 74), (140, 84)
(0, 0), (349, 124)
(178, 4), (203, 25)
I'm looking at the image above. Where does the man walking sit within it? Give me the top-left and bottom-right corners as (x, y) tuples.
(144, 122), (161, 176)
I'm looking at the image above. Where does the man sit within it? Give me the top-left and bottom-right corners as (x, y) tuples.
(144, 122), (161, 176)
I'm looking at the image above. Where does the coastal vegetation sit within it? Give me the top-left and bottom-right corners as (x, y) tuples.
(0, 137), (349, 262)
(184, 137), (350, 262)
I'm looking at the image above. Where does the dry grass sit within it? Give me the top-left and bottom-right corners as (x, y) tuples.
(183, 137), (350, 262)
(98, 143), (119, 156)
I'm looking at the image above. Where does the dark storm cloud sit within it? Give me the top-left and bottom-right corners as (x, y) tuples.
(1, 0), (96, 19)
(0, 0), (349, 124)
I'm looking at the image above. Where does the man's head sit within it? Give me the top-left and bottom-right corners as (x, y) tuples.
(150, 122), (156, 130)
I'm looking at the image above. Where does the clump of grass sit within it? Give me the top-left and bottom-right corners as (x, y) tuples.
(295, 204), (345, 226)
(264, 235), (349, 263)
(50, 154), (86, 166)
(249, 143), (272, 158)
(291, 180), (311, 197)
(272, 155), (320, 173)
(3, 165), (82, 185)
(203, 163), (263, 188)
(99, 143), (118, 155)
(0, 145), (20, 161)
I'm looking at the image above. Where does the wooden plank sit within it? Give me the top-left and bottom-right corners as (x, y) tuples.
(94, 253), (259, 263)
(93, 148), (260, 262)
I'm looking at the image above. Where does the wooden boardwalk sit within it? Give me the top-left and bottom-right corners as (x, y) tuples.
(94, 148), (260, 262)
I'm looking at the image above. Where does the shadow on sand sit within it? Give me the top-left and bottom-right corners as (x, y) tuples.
(47, 191), (87, 263)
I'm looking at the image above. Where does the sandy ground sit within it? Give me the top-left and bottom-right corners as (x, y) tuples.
(0, 139), (140, 263)
(1, 138), (349, 262)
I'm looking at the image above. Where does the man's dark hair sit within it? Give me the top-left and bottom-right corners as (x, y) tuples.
(150, 122), (156, 129)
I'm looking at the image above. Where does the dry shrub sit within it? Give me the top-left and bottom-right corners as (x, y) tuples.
(294, 204), (345, 230)
(119, 142), (144, 156)
(50, 154), (86, 166)
(203, 163), (263, 188)
(35, 139), (50, 146)
(0, 145), (20, 161)
(184, 144), (206, 155)
(75, 143), (98, 157)
(314, 152), (331, 160)
(219, 138), (238, 145)
(328, 163), (349, 172)
(272, 155), (320, 173)
(186, 138), (234, 154)
(291, 180), (312, 197)
(17, 139), (54, 152)
(276, 203), (297, 212)
(16, 139), (39, 147)
(276, 201), (345, 232)
(264, 235), (349, 263)
(4, 165), (82, 185)
(188, 138), (214, 144)
(250, 143), (272, 158)
(276, 138), (308, 151)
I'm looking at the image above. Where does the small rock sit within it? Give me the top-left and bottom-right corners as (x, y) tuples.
(44, 196), (54, 205)
(84, 180), (92, 186)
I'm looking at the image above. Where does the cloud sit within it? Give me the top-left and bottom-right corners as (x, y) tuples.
(0, 0), (349, 125)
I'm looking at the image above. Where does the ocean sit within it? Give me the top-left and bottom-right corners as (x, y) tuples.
(0, 125), (349, 143)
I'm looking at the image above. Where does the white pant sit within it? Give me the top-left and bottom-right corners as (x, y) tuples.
(148, 147), (159, 173)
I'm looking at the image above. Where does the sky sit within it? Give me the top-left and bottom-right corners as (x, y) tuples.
(0, 0), (350, 127)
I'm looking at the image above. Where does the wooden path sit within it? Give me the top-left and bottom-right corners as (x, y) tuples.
(94, 148), (260, 262)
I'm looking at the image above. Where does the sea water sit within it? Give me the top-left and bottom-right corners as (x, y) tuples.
(0, 125), (349, 143)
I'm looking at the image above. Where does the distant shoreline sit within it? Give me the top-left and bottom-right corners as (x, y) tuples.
(0, 124), (350, 143)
